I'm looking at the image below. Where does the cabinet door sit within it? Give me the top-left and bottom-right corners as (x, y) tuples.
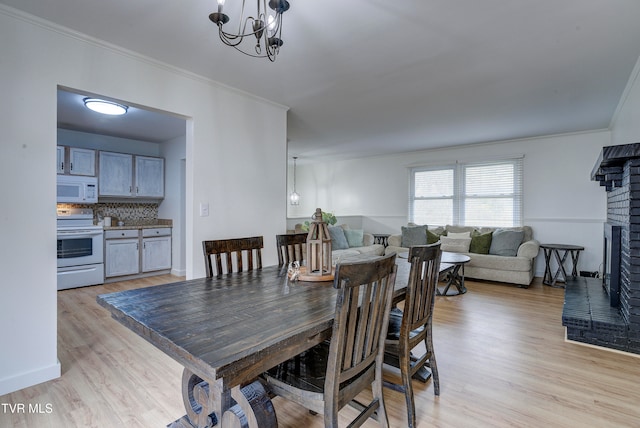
(105, 238), (139, 277)
(99, 151), (133, 196)
(69, 148), (96, 176)
(142, 236), (172, 272)
(135, 156), (165, 198)
(57, 146), (65, 174)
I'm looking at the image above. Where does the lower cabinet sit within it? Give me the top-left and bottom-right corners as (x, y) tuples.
(105, 227), (171, 281)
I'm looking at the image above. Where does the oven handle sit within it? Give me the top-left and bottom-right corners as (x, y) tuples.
(57, 229), (103, 238)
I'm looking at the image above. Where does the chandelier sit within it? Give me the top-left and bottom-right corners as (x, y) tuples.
(209, 0), (290, 62)
(290, 156), (300, 205)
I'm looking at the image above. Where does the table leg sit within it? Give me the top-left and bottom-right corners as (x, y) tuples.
(551, 249), (570, 286)
(542, 248), (553, 285)
(171, 368), (277, 428)
(438, 264), (466, 296)
(570, 250), (581, 277)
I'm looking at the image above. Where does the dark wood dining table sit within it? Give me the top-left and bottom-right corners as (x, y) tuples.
(96, 256), (444, 428)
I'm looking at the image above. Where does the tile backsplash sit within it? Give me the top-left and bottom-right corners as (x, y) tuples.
(58, 202), (159, 224)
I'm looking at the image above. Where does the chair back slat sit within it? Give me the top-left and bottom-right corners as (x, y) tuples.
(404, 244), (442, 333)
(202, 236), (264, 277)
(275, 233), (307, 266)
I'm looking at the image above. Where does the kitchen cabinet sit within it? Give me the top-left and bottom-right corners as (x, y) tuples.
(69, 147), (96, 176)
(99, 151), (133, 197)
(57, 146), (65, 174)
(142, 228), (172, 272)
(104, 227), (172, 280)
(98, 151), (164, 199)
(105, 231), (140, 278)
(57, 146), (96, 176)
(135, 156), (165, 198)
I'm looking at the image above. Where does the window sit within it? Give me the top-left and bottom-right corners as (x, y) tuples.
(410, 158), (523, 227)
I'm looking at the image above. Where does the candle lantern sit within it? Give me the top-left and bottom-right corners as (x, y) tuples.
(305, 208), (333, 277)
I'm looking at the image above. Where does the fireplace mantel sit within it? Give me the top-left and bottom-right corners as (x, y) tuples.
(592, 142), (640, 189)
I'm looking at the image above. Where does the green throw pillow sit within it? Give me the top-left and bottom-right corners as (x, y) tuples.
(426, 229), (442, 244)
(344, 229), (364, 248)
(469, 231), (493, 254)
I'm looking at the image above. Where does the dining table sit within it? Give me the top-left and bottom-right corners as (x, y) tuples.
(96, 255), (447, 428)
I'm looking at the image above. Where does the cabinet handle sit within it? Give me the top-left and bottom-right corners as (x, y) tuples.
(70, 162), (73, 171)
(60, 162), (64, 171)
(136, 186), (139, 194)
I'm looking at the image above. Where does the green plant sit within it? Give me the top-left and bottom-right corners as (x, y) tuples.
(301, 211), (337, 231)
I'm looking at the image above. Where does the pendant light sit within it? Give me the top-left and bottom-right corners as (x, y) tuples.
(290, 156), (300, 205)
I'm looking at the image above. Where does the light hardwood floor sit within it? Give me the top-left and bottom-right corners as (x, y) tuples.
(2, 275), (640, 427)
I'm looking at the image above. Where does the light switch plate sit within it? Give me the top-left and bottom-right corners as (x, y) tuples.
(200, 203), (209, 217)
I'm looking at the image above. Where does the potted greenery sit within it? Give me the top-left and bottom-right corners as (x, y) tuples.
(301, 211), (337, 231)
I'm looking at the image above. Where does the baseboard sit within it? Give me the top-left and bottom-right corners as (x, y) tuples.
(0, 361), (61, 396)
(171, 268), (186, 277)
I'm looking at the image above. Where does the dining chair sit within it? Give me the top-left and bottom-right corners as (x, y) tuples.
(202, 236), (263, 277)
(275, 232), (307, 266)
(264, 253), (398, 428)
(384, 243), (442, 428)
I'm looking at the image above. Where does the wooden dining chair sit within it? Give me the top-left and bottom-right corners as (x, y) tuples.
(275, 232), (307, 266)
(384, 243), (442, 428)
(264, 253), (398, 428)
(202, 236), (263, 277)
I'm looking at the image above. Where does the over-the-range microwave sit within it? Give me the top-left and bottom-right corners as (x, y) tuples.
(57, 175), (98, 204)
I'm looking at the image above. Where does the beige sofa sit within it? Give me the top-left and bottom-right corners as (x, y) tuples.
(294, 224), (385, 260)
(385, 225), (540, 287)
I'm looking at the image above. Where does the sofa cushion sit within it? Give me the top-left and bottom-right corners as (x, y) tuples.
(489, 229), (524, 257)
(440, 236), (472, 253)
(469, 231), (493, 254)
(328, 226), (349, 250)
(401, 225), (428, 247)
(447, 231), (471, 239)
(344, 228), (364, 247)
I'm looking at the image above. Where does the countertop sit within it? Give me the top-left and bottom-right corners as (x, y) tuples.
(103, 219), (172, 231)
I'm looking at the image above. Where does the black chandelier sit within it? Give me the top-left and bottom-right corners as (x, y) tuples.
(209, 0), (290, 62)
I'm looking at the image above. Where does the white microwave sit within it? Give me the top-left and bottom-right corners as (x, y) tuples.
(57, 175), (98, 203)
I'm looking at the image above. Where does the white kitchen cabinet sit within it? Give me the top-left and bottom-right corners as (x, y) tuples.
(105, 238), (139, 277)
(142, 235), (172, 272)
(69, 147), (96, 176)
(57, 146), (65, 174)
(104, 227), (172, 280)
(135, 156), (165, 198)
(99, 151), (133, 197)
(57, 146), (96, 176)
(99, 151), (164, 199)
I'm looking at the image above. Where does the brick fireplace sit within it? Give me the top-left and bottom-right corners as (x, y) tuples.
(563, 143), (640, 354)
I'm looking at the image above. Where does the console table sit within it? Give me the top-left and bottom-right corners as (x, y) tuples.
(540, 243), (584, 287)
(372, 233), (391, 247)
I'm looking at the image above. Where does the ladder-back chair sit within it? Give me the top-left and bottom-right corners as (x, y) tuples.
(384, 243), (442, 428)
(275, 232), (307, 266)
(202, 236), (263, 277)
(264, 253), (398, 428)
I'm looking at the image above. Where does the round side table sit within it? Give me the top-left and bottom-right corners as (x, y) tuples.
(540, 244), (584, 287)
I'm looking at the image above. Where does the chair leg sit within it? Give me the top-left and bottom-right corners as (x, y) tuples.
(399, 348), (417, 428)
(425, 327), (440, 396)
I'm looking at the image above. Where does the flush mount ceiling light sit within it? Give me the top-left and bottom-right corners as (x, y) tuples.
(209, 0), (290, 62)
(83, 98), (128, 115)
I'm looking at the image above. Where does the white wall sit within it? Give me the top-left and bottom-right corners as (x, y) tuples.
(290, 130), (610, 276)
(611, 56), (640, 146)
(160, 134), (187, 277)
(0, 6), (287, 395)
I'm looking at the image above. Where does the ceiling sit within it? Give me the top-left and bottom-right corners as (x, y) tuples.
(5, 0), (640, 160)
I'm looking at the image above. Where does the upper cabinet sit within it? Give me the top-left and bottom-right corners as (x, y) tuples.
(135, 156), (165, 198)
(57, 146), (96, 176)
(98, 151), (164, 200)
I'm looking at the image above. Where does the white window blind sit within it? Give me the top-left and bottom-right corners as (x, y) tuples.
(410, 158), (523, 227)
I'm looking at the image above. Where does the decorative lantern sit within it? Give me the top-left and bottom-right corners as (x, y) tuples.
(305, 208), (333, 278)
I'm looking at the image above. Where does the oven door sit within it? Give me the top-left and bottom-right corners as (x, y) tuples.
(57, 229), (104, 267)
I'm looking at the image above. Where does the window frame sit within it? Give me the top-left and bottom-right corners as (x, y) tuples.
(409, 157), (523, 227)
